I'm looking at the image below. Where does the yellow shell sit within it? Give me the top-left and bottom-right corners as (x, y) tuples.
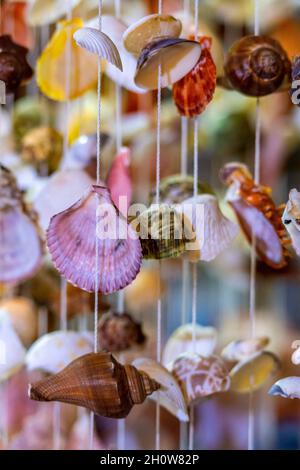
(37, 18), (98, 102)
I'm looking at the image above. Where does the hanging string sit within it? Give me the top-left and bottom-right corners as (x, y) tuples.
(181, 117), (188, 176)
(248, 0), (261, 451)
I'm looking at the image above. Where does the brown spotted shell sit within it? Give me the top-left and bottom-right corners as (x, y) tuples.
(98, 311), (146, 352)
(0, 35), (33, 93)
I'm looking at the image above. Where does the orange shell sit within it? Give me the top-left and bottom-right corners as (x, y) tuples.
(172, 36), (216, 118)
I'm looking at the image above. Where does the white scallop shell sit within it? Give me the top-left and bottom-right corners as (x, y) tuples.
(282, 188), (300, 256)
(73, 27), (123, 71)
(163, 323), (217, 369)
(34, 169), (94, 231)
(269, 377), (300, 399)
(132, 357), (189, 422)
(26, 331), (94, 374)
(0, 311), (26, 383)
(221, 336), (269, 362)
(179, 194), (239, 262)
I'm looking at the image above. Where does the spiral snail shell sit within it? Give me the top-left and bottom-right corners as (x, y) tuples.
(29, 352), (160, 419)
(224, 35), (291, 97)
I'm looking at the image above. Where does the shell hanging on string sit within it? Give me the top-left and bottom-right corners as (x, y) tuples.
(34, 169), (94, 231)
(230, 351), (280, 393)
(28, 0), (81, 27)
(46, 185), (142, 294)
(37, 18), (98, 101)
(0, 297), (38, 348)
(98, 311), (146, 353)
(221, 337), (270, 363)
(0, 311), (26, 383)
(132, 357), (189, 423)
(269, 377), (300, 399)
(224, 35), (291, 97)
(282, 188), (300, 256)
(26, 331), (94, 374)
(178, 194), (239, 262)
(73, 27), (122, 70)
(220, 162), (291, 269)
(0, 35), (33, 94)
(130, 203), (192, 260)
(134, 38), (202, 90)
(291, 340), (300, 365)
(162, 324), (217, 369)
(172, 36), (217, 118)
(106, 147), (132, 217)
(123, 14), (182, 56)
(0, 165), (43, 284)
(149, 174), (214, 205)
(29, 352), (160, 419)
(21, 126), (63, 174)
(171, 353), (230, 405)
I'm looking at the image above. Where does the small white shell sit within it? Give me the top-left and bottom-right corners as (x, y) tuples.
(163, 323), (217, 369)
(291, 340), (300, 365)
(221, 337), (269, 362)
(179, 194), (239, 262)
(73, 27), (123, 71)
(0, 311), (26, 383)
(269, 377), (300, 399)
(34, 169), (94, 231)
(26, 331), (94, 374)
(282, 189), (300, 256)
(132, 357), (189, 422)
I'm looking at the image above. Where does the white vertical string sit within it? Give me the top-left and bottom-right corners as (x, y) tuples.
(181, 117), (188, 175)
(248, 0), (261, 452)
(89, 0), (103, 451)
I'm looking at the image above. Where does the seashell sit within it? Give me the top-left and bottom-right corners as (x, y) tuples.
(149, 174), (214, 205)
(230, 351), (280, 394)
(224, 35), (291, 97)
(106, 147), (132, 217)
(34, 169), (94, 231)
(132, 357), (189, 422)
(221, 337), (270, 363)
(123, 14), (182, 56)
(73, 27), (122, 71)
(21, 126), (63, 174)
(135, 38), (202, 90)
(88, 16), (146, 94)
(268, 377), (300, 399)
(98, 311), (146, 353)
(28, 0), (81, 27)
(0, 165), (43, 284)
(26, 331), (94, 374)
(130, 203), (191, 260)
(282, 188), (300, 256)
(125, 269), (166, 314)
(163, 324), (217, 369)
(29, 352), (160, 419)
(290, 57), (300, 107)
(220, 162), (291, 269)
(172, 36), (217, 118)
(178, 194), (239, 262)
(0, 297), (38, 348)
(37, 18), (98, 101)
(171, 353), (230, 405)
(0, 311), (26, 383)
(47, 185), (142, 294)
(0, 35), (33, 94)
(291, 340), (300, 365)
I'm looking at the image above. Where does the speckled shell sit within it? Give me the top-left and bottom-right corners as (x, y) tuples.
(269, 377), (300, 399)
(173, 36), (217, 117)
(282, 188), (300, 256)
(149, 174), (214, 205)
(220, 162), (291, 269)
(98, 311), (146, 353)
(221, 337), (270, 362)
(47, 185), (142, 294)
(132, 357), (189, 422)
(230, 351), (280, 393)
(224, 35), (291, 97)
(171, 353), (230, 405)
(26, 331), (94, 374)
(21, 126), (63, 173)
(0, 311), (26, 383)
(29, 352), (160, 419)
(163, 324), (217, 368)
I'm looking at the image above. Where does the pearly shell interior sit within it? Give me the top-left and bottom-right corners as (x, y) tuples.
(269, 376), (300, 399)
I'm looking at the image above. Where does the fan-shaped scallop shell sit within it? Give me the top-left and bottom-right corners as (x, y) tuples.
(47, 185), (142, 294)
(0, 311), (26, 383)
(269, 377), (300, 399)
(171, 352), (230, 405)
(26, 331), (94, 374)
(132, 357), (189, 422)
(73, 27), (122, 71)
(163, 324), (217, 369)
(221, 336), (269, 363)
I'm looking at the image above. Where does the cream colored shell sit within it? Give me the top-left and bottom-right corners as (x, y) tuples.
(0, 311), (26, 383)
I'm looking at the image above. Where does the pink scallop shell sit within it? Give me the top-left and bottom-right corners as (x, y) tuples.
(46, 185), (142, 294)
